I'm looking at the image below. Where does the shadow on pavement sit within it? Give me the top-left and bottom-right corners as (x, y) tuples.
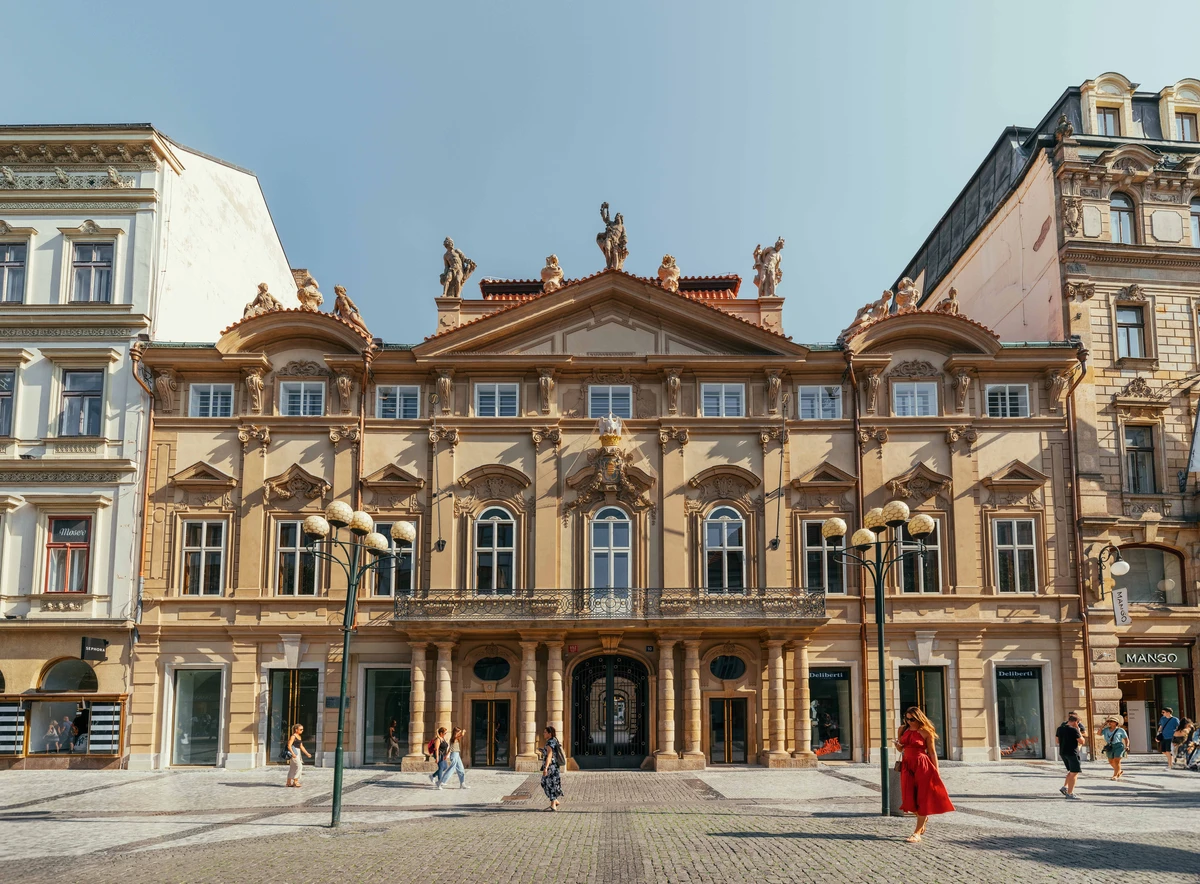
(968, 836), (1200, 873)
(712, 831), (894, 843)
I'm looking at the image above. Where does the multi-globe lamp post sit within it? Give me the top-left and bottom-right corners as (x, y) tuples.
(301, 501), (417, 828)
(820, 500), (935, 816)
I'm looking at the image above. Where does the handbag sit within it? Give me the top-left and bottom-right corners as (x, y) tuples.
(893, 759), (903, 772)
(552, 743), (567, 768)
(280, 746), (293, 762)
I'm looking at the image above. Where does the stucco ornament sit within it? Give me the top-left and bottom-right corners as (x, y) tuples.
(436, 370), (453, 415)
(752, 237), (785, 298)
(765, 369), (782, 415)
(243, 367), (265, 414)
(541, 255), (564, 293)
(296, 274), (323, 311)
(154, 370), (178, 413)
(333, 285), (368, 333)
(243, 282), (283, 319)
(439, 237), (477, 299)
(665, 368), (681, 415)
(657, 254), (680, 292)
(335, 372), (353, 413)
(893, 277), (920, 313)
(934, 287), (960, 315)
(538, 369), (555, 414)
(596, 202), (629, 271)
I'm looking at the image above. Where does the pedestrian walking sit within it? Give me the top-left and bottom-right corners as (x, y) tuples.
(427, 726), (448, 789)
(387, 719), (401, 761)
(895, 706), (954, 843)
(1156, 708), (1180, 769)
(1056, 711), (1085, 799)
(540, 725), (565, 811)
(1100, 715), (1129, 780)
(1171, 718), (1193, 768)
(284, 723), (311, 788)
(439, 726), (469, 790)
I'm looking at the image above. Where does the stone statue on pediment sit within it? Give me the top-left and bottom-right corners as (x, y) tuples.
(596, 202), (628, 271)
(243, 282), (283, 319)
(296, 274), (323, 311)
(541, 255), (564, 293)
(893, 277), (920, 313)
(934, 287), (960, 315)
(658, 254), (680, 292)
(440, 237), (476, 299)
(333, 285), (368, 333)
(752, 237), (785, 298)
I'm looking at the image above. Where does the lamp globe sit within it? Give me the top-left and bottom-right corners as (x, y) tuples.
(881, 500), (910, 528)
(363, 532), (390, 553)
(302, 514), (330, 539)
(1110, 559), (1131, 577)
(863, 508), (886, 530)
(325, 500), (353, 527)
(391, 521), (417, 544)
(907, 513), (936, 539)
(850, 528), (877, 550)
(821, 517), (847, 544)
(348, 510), (374, 536)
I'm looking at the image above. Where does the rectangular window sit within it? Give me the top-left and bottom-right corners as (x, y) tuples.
(0, 702), (26, 755)
(0, 242), (26, 303)
(475, 383), (519, 417)
(188, 384), (234, 418)
(172, 669), (222, 765)
(0, 369), (13, 436)
(1097, 107), (1120, 137)
(588, 385), (633, 419)
(279, 381), (324, 417)
(996, 667), (1045, 759)
(373, 523), (414, 596)
(1124, 426), (1156, 493)
(376, 385), (420, 419)
(46, 517), (91, 593)
(808, 669), (852, 760)
(276, 521), (317, 595)
(994, 518), (1037, 593)
(181, 521), (225, 596)
(797, 385), (842, 420)
(892, 381), (938, 417)
(701, 383), (744, 417)
(1177, 113), (1198, 142)
(60, 369), (103, 436)
(900, 519), (941, 594)
(1116, 306), (1146, 359)
(802, 520), (845, 593)
(28, 699), (122, 756)
(985, 384), (1029, 418)
(364, 669), (410, 764)
(71, 243), (113, 303)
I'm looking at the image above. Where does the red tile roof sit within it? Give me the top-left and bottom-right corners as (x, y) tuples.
(220, 306), (374, 341)
(838, 308), (1000, 343)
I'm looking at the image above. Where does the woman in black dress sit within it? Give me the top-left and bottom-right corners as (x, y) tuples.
(540, 725), (564, 811)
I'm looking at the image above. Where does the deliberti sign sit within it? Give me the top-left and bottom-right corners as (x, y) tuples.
(1117, 647), (1190, 669)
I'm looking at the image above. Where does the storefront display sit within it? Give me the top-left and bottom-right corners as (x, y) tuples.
(363, 669), (410, 764)
(809, 668), (852, 759)
(172, 669), (222, 765)
(1117, 646), (1193, 753)
(995, 667), (1044, 758)
(899, 666), (947, 758)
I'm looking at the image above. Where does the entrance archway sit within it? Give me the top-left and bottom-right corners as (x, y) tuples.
(571, 654), (649, 769)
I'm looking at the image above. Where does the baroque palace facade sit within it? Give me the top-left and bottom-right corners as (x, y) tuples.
(120, 236), (1083, 773)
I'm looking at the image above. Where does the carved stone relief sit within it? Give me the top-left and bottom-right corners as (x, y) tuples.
(538, 369), (555, 415)
(952, 371), (971, 413)
(664, 368), (681, 415)
(455, 466), (532, 515)
(1044, 370), (1069, 414)
(1066, 280), (1095, 301)
(329, 425), (360, 447)
(237, 425), (270, 451)
(264, 464), (331, 503)
(531, 426), (562, 451)
(887, 462), (952, 505)
(154, 370), (178, 414)
(887, 360), (941, 378)
(243, 368), (265, 414)
(335, 372), (353, 414)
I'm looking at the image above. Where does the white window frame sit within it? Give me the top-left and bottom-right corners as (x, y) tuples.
(591, 506), (632, 590)
(900, 517), (942, 594)
(0, 366), (14, 437)
(376, 385), (420, 420)
(180, 519), (227, 596)
(474, 383), (519, 418)
(275, 520), (319, 596)
(701, 383), (744, 417)
(279, 381), (325, 417)
(796, 385), (842, 420)
(188, 384), (234, 418)
(985, 384), (1030, 418)
(588, 385), (633, 419)
(474, 506), (516, 594)
(704, 506), (746, 593)
(59, 368), (105, 437)
(993, 518), (1037, 594)
(372, 521), (415, 596)
(0, 239), (29, 303)
(57, 222), (124, 306)
(801, 519), (846, 593)
(69, 242), (115, 303)
(892, 381), (938, 417)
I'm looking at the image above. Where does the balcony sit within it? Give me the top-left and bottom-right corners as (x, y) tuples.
(393, 587), (826, 623)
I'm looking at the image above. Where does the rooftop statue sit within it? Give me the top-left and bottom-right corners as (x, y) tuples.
(596, 202), (629, 271)
(1054, 113), (1075, 143)
(893, 277), (920, 313)
(752, 237), (785, 298)
(243, 282), (283, 319)
(541, 254), (564, 293)
(333, 285), (368, 333)
(657, 254), (680, 293)
(933, 287), (960, 315)
(439, 237), (477, 299)
(296, 274), (323, 312)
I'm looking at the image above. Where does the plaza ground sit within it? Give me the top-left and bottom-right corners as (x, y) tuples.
(1, 759), (1198, 883)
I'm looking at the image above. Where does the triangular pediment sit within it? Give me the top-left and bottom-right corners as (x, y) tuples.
(413, 271), (808, 360)
(792, 461), (857, 488)
(170, 461), (237, 488)
(362, 464), (426, 492)
(980, 459), (1049, 489)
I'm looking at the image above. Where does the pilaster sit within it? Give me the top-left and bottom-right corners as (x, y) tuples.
(516, 639), (541, 771)
(402, 641), (434, 771)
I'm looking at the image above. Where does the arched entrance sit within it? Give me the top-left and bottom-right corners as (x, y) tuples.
(571, 655), (649, 769)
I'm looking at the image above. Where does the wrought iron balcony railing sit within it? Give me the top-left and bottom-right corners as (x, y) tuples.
(392, 586), (826, 621)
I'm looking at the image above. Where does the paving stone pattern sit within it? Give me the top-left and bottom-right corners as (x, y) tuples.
(2, 762), (1198, 883)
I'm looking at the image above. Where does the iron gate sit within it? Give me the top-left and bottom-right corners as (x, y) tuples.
(571, 654), (649, 769)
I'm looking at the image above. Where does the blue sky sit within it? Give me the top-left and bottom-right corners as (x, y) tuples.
(5, 1), (1189, 344)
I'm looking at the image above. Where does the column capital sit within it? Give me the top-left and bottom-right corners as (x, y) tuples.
(407, 640), (429, 655)
(682, 638), (702, 651)
(545, 640), (565, 651)
(766, 638), (786, 651)
(434, 639), (457, 652)
(655, 633), (681, 647)
(519, 639), (540, 653)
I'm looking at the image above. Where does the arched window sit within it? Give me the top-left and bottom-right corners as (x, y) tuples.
(1115, 546), (1184, 605)
(704, 506), (745, 592)
(475, 507), (514, 594)
(40, 659), (98, 693)
(1190, 198), (1200, 247)
(590, 507), (632, 613)
(1110, 193), (1135, 244)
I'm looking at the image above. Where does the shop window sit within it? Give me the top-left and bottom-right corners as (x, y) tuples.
(71, 243), (113, 303)
(60, 369), (103, 436)
(45, 517), (91, 593)
(27, 699), (121, 755)
(363, 669), (410, 765)
(1110, 193), (1136, 244)
(802, 520), (844, 593)
(809, 668), (852, 760)
(279, 381), (324, 417)
(797, 385), (842, 419)
(994, 519), (1037, 593)
(0, 701), (24, 755)
(588, 385), (632, 419)
(0, 369), (13, 436)
(900, 518), (941, 594)
(996, 667), (1044, 759)
(701, 384), (744, 417)
(704, 506), (745, 593)
(40, 658), (98, 692)
(267, 669), (317, 764)
(188, 384), (234, 418)
(181, 521), (225, 595)
(1123, 426), (1156, 493)
(172, 669), (222, 765)
(372, 523), (414, 596)
(475, 506), (515, 594)
(985, 384), (1029, 418)
(475, 383), (518, 417)
(1116, 547), (1184, 605)
(275, 521), (318, 595)
(0, 242), (25, 303)
(473, 657), (512, 681)
(892, 381), (937, 417)
(899, 666), (947, 758)
(709, 655), (746, 680)
(376, 385), (420, 419)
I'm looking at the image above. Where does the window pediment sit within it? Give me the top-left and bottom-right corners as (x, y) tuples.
(169, 461), (237, 489)
(565, 447), (656, 520)
(1114, 376), (1169, 415)
(886, 462), (952, 505)
(455, 464), (532, 515)
(687, 465), (762, 514)
(980, 459), (1048, 509)
(792, 461), (856, 510)
(263, 463), (331, 505)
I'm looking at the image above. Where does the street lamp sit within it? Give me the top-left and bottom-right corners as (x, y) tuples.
(821, 500), (934, 816)
(1094, 543), (1130, 600)
(303, 503), (416, 827)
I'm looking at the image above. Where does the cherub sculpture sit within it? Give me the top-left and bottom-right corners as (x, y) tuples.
(893, 277), (920, 313)
(934, 287), (960, 315)
(657, 254), (680, 292)
(296, 274), (323, 311)
(541, 255), (564, 293)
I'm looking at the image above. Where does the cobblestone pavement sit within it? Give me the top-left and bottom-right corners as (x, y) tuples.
(1, 760), (1198, 883)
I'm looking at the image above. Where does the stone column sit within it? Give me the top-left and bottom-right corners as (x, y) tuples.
(434, 640), (455, 733)
(768, 639), (789, 764)
(403, 642), (428, 769)
(655, 638), (678, 767)
(682, 639), (704, 763)
(546, 640), (564, 742)
(517, 640), (539, 769)
(792, 640), (816, 766)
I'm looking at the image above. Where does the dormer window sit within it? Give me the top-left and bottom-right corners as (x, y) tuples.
(1178, 113), (1198, 142)
(1097, 107), (1120, 137)
(1110, 193), (1135, 244)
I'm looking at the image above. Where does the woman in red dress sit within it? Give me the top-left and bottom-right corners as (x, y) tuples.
(896, 706), (955, 843)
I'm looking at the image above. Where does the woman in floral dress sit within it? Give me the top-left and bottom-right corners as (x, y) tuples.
(540, 725), (564, 811)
